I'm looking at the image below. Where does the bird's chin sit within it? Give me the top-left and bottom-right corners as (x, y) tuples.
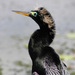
(33, 72), (39, 75)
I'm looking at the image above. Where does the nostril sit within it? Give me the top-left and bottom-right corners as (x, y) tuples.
(33, 72), (39, 75)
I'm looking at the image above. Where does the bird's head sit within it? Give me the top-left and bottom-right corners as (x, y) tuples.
(13, 7), (54, 30)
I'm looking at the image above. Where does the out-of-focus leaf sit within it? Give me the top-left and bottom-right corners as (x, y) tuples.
(70, 71), (75, 75)
(24, 44), (28, 49)
(0, 67), (2, 75)
(59, 54), (75, 60)
(66, 32), (75, 39)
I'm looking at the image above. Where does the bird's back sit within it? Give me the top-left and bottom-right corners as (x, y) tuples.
(32, 46), (70, 75)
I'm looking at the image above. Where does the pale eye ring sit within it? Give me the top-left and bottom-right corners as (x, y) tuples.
(33, 12), (37, 17)
(34, 13), (37, 16)
(31, 12), (37, 17)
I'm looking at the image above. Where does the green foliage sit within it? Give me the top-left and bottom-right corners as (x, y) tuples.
(14, 61), (31, 67)
(71, 72), (75, 75)
(24, 44), (28, 49)
(14, 61), (23, 66)
(59, 54), (75, 60)
(0, 67), (2, 75)
(66, 32), (75, 39)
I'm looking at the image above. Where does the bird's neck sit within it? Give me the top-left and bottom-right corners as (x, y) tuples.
(29, 16), (55, 61)
(35, 14), (55, 41)
(39, 21), (55, 44)
(28, 27), (55, 61)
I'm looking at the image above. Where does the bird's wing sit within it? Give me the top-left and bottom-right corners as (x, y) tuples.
(42, 56), (61, 75)
(61, 62), (70, 75)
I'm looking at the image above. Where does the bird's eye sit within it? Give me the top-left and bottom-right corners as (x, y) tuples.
(30, 12), (37, 17)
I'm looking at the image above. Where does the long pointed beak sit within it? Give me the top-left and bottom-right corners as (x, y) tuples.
(12, 10), (30, 16)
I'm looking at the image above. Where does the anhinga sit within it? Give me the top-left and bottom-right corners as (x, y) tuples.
(13, 7), (69, 75)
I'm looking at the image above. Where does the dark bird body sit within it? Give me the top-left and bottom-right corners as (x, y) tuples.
(13, 7), (70, 75)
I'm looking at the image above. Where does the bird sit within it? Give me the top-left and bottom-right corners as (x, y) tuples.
(13, 7), (70, 75)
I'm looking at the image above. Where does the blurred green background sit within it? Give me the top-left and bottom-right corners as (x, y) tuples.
(0, 0), (75, 75)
